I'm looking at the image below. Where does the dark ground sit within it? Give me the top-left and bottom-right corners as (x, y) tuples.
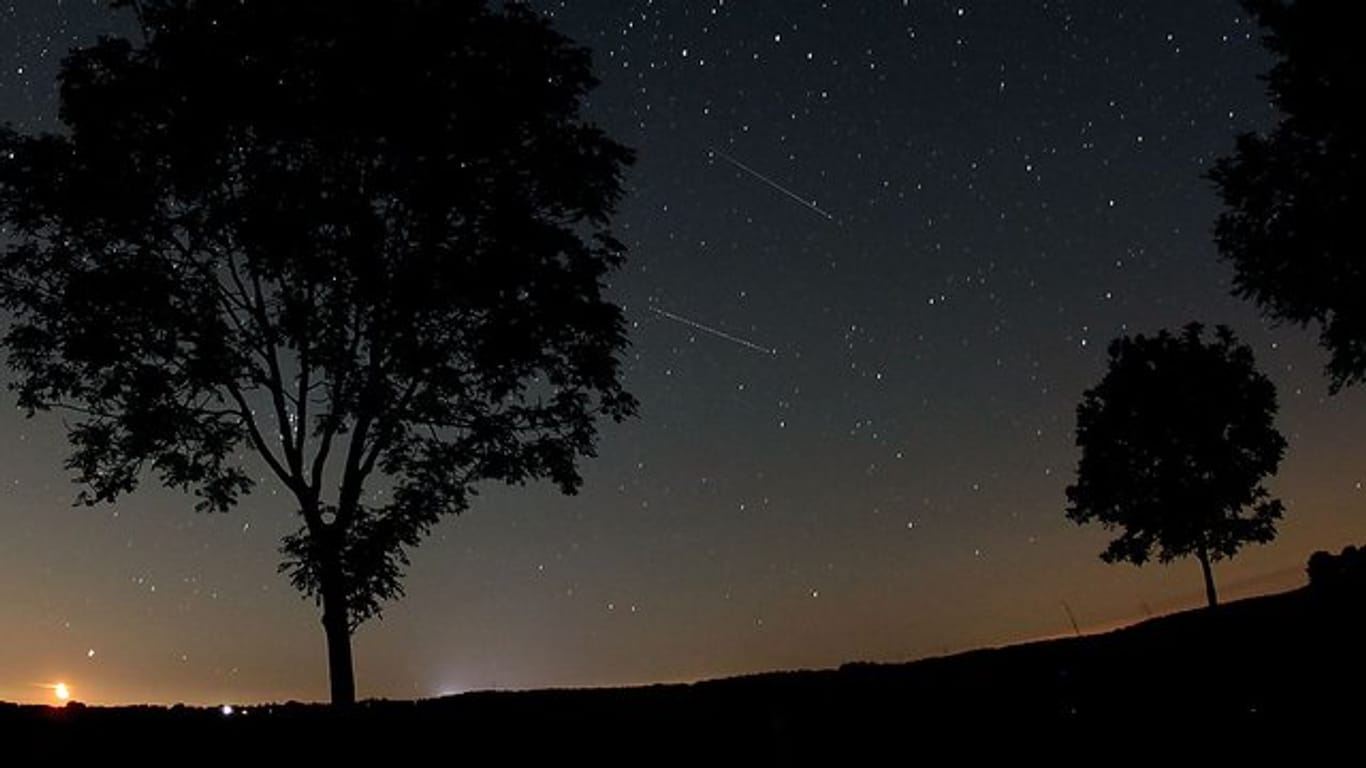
(4, 570), (1364, 761)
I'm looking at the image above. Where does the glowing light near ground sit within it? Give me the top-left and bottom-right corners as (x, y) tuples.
(53, 683), (70, 702)
(221, 704), (234, 716)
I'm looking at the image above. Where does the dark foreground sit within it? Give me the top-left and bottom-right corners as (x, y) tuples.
(5, 575), (1364, 760)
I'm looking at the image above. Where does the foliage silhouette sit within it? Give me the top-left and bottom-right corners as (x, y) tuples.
(1306, 544), (1366, 593)
(0, 0), (636, 704)
(1209, 0), (1366, 391)
(1066, 324), (1286, 607)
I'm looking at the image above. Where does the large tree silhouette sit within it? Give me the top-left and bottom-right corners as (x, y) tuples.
(0, 0), (636, 704)
(1209, 0), (1366, 391)
(1066, 324), (1286, 608)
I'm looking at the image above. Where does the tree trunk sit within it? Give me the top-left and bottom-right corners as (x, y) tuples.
(321, 576), (357, 705)
(1197, 547), (1219, 608)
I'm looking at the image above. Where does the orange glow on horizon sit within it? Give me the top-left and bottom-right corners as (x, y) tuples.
(41, 682), (72, 703)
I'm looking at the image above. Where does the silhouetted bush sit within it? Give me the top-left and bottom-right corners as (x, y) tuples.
(1306, 544), (1366, 592)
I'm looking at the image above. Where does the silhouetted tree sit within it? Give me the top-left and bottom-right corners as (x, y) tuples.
(0, 0), (636, 705)
(1066, 324), (1286, 608)
(1209, 0), (1366, 391)
(1306, 550), (1336, 586)
(1306, 545), (1366, 592)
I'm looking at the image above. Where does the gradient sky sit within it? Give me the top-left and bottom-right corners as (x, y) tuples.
(2, 0), (1364, 706)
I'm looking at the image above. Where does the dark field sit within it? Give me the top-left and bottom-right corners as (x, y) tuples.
(5, 572), (1363, 761)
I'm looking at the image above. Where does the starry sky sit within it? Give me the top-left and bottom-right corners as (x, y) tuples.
(2, 0), (1365, 706)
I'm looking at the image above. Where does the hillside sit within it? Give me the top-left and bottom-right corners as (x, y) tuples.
(5, 577), (1363, 759)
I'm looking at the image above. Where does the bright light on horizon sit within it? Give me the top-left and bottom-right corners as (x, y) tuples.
(53, 682), (70, 702)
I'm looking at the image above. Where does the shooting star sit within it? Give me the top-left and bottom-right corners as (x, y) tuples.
(710, 148), (835, 222)
(649, 306), (777, 356)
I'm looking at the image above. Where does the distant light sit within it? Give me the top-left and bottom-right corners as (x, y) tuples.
(221, 704), (234, 716)
(54, 683), (70, 702)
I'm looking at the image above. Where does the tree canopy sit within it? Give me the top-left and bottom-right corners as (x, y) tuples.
(1209, 0), (1366, 391)
(0, 0), (636, 704)
(1066, 324), (1286, 607)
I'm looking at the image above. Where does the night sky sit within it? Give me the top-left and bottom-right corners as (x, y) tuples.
(2, 0), (1365, 706)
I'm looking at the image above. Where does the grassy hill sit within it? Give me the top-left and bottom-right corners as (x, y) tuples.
(5, 573), (1363, 759)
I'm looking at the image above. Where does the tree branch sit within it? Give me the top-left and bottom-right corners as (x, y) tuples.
(224, 383), (302, 497)
(307, 303), (366, 497)
(246, 266), (303, 477)
(294, 282), (313, 484)
(337, 307), (388, 522)
(359, 378), (421, 479)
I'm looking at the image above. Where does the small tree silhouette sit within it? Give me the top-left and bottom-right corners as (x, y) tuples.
(0, 0), (635, 704)
(1209, 0), (1366, 391)
(1066, 324), (1287, 607)
(1306, 545), (1366, 593)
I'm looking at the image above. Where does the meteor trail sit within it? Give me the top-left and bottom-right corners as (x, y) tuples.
(710, 148), (835, 221)
(648, 306), (777, 356)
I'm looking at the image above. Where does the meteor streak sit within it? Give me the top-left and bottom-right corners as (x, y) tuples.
(648, 306), (777, 356)
(711, 148), (835, 221)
